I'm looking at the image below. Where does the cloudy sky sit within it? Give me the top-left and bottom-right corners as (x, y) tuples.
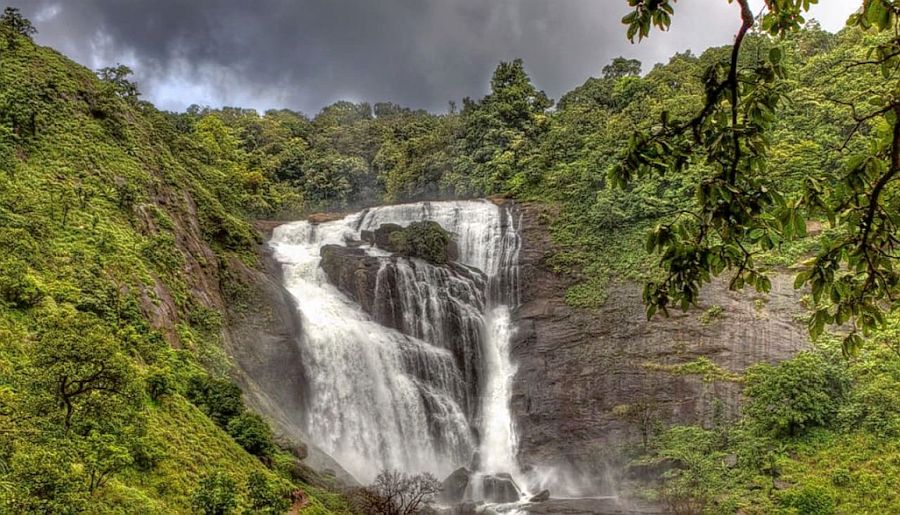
(18, 0), (859, 115)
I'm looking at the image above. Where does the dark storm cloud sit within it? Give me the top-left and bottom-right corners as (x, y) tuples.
(17, 0), (857, 114)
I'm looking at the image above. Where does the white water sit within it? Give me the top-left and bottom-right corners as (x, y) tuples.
(269, 200), (523, 487)
(479, 306), (520, 475)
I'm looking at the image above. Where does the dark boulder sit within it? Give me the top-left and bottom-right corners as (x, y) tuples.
(441, 467), (471, 504)
(481, 473), (522, 503)
(529, 489), (550, 502)
(372, 223), (404, 250)
(319, 245), (381, 314)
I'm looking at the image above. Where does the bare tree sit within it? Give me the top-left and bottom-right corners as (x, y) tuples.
(352, 470), (441, 515)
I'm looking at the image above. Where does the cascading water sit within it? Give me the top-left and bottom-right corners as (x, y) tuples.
(269, 200), (523, 491)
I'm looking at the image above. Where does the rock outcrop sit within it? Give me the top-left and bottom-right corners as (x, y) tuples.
(529, 489), (550, 502)
(440, 468), (523, 505)
(440, 467), (472, 504)
(481, 473), (522, 503)
(510, 202), (808, 489)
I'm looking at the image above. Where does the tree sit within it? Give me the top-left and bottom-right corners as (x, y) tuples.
(612, 399), (660, 449)
(456, 59), (552, 194)
(603, 57), (642, 79)
(353, 470), (441, 515)
(192, 471), (237, 515)
(226, 412), (275, 458)
(185, 375), (244, 428)
(81, 431), (133, 494)
(97, 64), (140, 99)
(0, 7), (36, 42)
(30, 310), (137, 433)
(614, 0), (900, 355)
(246, 471), (291, 513)
(744, 352), (847, 437)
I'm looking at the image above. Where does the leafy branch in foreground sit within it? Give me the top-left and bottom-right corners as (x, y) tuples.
(615, 0), (900, 355)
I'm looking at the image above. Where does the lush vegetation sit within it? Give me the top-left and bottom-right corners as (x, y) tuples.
(386, 221), (453, 265)
(618, 331), (900, 514)
(0, 8), (349, 513)
(3, 0), (900, 512)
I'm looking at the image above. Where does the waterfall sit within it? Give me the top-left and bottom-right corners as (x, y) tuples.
(269, 200), (522, 486)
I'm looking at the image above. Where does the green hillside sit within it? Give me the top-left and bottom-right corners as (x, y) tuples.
(0, 12), (349, 514)
(2, 2), (900, 513)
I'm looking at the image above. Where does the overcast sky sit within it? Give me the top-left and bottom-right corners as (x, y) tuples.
(17, 1), (859, 115)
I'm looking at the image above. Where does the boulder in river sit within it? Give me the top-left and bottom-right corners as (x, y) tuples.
(441, 467), (471, 504)
(481, 473), (522, 503)
(529, 489), (550, 502)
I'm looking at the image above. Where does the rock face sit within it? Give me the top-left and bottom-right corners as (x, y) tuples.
(510, 202), (809, 489)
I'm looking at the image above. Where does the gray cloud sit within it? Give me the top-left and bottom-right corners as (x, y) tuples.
(16, 0), (857, 115)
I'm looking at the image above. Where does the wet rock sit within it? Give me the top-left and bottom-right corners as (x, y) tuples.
(529, 489), (550, 502)
(469, 451), (482, 471)
(482, 473), (522, 503)
(441, 467), (471, 504)
(318, 243), (487, 418)
(319, 245), (380, 314)
(307, 211), (348, 224)
(373, 223), (404, 249)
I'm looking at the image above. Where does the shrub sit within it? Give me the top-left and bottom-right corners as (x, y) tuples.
(777, 485), (836, 515)
(227, 413), (275, 458)
(192, 471), (237, 515)
(0, 259), (46, 308)
(246, 471), (291, 513)
(744, 352), (848, 437)
(838, 350), (900, 437)
(145, 366), (176, 401)
(5, 444), (88, 514)
(388, 221), (452, 264)
(185, 375), (244, 427)
(654, 426), (725, 514)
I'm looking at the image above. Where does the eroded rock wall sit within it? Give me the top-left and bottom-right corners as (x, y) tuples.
(510, 202), (808, 479)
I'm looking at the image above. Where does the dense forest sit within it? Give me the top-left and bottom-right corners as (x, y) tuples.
(1, 1), (900, 514)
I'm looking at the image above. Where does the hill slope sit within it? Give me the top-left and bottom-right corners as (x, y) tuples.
(0, 20), (349, 514)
